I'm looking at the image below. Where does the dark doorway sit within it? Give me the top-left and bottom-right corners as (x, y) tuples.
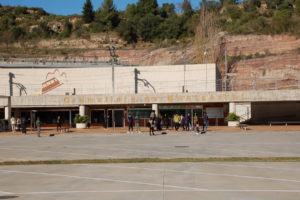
(108, 109), (124, 127)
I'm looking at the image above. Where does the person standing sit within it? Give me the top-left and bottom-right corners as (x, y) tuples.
(163, 114), (170, 130)
(180, 114), (185, 131)
(135, 114), (141, 133)
(156, 114), (162, 131)
(16, 117), (21, 131)
(193, 113), (198, 131)
(149, 119), (155, 136)
(187, 113), (192, 131)
(56, 116), (62, 132)
(36, 117), (41, 137)
(173, 114), (180, 131)
(149, 111), (156, 136)
(10, 116), (16, 133)
(202, 112), (209, 133)
(127, 114), (134, 133)
(21, 117), (27, 134)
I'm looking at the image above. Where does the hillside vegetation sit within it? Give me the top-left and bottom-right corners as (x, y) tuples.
(1, 0), (300, 48)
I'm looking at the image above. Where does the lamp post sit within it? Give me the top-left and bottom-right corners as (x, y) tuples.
(108, 46), (117, 95)
(183, 48), (186, 93)
(204, 50), (208, 91)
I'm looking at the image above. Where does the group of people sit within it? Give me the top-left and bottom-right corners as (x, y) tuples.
(10, 116), (28, 134)
(127, 111), (209, 136)
(9, 115), (64, 137)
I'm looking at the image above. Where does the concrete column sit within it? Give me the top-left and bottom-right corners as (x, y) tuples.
(79, 105), (86, 116)
(229, 102), (236, 114)
(4, 106), (11, 120)
(4, 97), (11, 120)
(152, 104), (158, 115)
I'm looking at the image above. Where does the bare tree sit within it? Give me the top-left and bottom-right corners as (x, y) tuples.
(194, 2), (221, 64)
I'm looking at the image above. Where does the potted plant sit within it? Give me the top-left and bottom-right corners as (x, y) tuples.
(74, 114), (89, 129)
(225, 113), (241, 127)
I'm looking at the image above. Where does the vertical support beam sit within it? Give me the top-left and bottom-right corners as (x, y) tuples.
(4, 97), (11, 120)
(134, 68), (139, 94)
(69, 110), (72, 127)
(79, 105), (86, 116)
(229, 102), (236, 114)
(152, 104), (158, 116)
(9, 73), (14, 96)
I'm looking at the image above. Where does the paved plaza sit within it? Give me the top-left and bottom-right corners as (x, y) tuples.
(0, 131), (299, 200)
(0, 131), (300, 161)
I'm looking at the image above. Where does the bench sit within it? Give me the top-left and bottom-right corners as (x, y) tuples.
(269, 121), (300, 126)
(239, 124), (249, 130)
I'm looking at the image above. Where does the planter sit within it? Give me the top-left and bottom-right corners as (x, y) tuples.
(76, 123), (87, 129)
(228, 121), (240, 127)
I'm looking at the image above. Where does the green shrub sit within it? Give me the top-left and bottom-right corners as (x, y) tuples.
(74, 114), (89, 124)
(225, 113), (241, 121)
(226, 5), (242, 20)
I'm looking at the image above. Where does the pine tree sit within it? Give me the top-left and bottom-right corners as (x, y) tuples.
(182, 0), (193, 14)
(82, 0), (94, 23)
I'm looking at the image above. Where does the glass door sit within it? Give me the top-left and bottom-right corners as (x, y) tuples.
(107, 109), (124, 127)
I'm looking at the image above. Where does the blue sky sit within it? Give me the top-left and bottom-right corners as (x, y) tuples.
(0, 0), (201, 15)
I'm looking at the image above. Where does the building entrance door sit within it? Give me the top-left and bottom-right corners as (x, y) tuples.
(107, 109), (124, 128)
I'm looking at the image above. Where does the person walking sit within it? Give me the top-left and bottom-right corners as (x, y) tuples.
(21, 117), (27, 134)
(127, 114), (134, 133)
(36, 117), (41, 137)
(56, 116), (62, 132)
(10, 116), (16, 133)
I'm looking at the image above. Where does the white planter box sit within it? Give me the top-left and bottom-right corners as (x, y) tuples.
(228, 121), (240, 127)
(76, 123), (87, 129)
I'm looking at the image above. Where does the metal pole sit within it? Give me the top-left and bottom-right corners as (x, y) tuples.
(183, 64), (186, 93)
(224, 47), (228, 91)
(183, 48), (186, 93)
(108, 46), (117, 95)
(204, 51), (207, 91)
(112, 60), (115, 94)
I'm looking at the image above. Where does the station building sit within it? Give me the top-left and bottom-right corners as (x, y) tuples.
(0, 62), (299, 127)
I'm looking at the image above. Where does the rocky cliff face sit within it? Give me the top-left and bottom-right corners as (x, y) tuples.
(2, 34), (300, 91)
(224, 35), (300, 91)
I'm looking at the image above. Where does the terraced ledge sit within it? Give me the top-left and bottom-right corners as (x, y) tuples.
(0, 157), (300, 166)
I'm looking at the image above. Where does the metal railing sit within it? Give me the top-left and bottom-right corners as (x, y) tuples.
(0, 58), (110, 66)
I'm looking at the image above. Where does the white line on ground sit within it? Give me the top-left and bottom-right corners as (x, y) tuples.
(6, 189), (300, 195)
(0, 147), (115, 159)
(0, 169), (205, 191)
(74, 164), (300, 183)
(0, 191), (13, 195)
